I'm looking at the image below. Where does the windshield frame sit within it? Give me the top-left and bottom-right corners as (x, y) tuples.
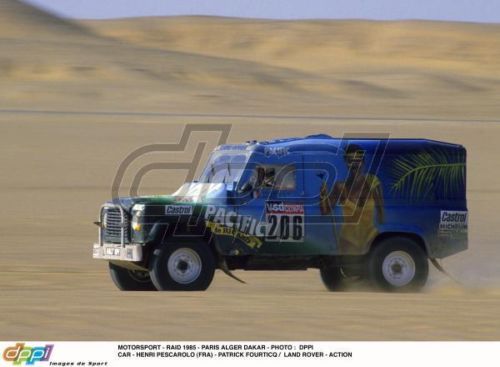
(198, 150), (251, 185)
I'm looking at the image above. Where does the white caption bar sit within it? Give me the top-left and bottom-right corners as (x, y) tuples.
(0, 342), (498, 367)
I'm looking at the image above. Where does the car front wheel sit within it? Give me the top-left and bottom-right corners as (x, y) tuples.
(109, 262), (156, 291)
(149, 241), (215, 291)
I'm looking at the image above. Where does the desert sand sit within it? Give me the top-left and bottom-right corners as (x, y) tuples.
(1, 0), (500, 340)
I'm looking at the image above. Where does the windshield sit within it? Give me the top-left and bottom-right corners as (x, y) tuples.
(199, 151), (250, 184)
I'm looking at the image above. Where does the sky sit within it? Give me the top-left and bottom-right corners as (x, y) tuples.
(24, 0), (500, 23)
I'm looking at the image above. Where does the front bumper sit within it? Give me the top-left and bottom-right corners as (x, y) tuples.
(93, 243), (143, 261)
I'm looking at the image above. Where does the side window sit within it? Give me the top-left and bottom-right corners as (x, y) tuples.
(254, 164), (296, 191)
(276, 165), (296, 191)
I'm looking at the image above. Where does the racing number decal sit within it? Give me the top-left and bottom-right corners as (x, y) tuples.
(265, 201), (304, 242)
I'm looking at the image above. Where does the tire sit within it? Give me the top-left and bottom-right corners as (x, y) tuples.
(109, 262), (157, 291)
(320, 266), (346, 291)
(149, 240), (216, 291)
(368, 236), (428, 292)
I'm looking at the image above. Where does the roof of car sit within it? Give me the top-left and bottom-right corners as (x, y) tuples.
(216, 134), (464, 155)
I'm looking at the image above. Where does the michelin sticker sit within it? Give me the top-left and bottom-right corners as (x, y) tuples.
(165, 205), (193, 215)
(439, 210), (468, 234)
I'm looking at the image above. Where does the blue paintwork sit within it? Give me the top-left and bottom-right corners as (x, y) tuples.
(205, 135), (467, 259)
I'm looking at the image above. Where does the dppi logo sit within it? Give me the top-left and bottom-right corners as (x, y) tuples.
(3, 343), (53, 365)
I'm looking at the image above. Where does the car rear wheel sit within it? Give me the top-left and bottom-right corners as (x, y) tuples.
(368, 236), (428, 292)
(149, 241), (215, 291)
(319, 265), (346, 291)
(109, 262), (156, 291)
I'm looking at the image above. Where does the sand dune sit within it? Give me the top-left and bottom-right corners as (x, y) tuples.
(85, 16), (500, 119)
(1, 0), (500, 118)
(0, 0), (313, 114)
(86, 17), (500, 75)
(0, 0), (92, 39)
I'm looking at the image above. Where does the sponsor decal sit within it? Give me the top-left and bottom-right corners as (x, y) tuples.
(205, 205), (265, 248)
(264, 146), (289, 157)
(266, 201), (304, 242)
(204, 203), (305, 246)
(3, 343), (53, 366)
(165, 205), (193, 216)
(266, 201), (304, 215)
(206, 221), (263, 249)
(204, 206), (265, 236)
(439, 210), (468, 234)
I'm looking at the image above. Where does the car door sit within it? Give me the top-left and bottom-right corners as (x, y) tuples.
(233, 152), (307, 255)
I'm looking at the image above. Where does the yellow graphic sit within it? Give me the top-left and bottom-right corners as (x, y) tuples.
(320, 144), (384, 255)
(206, 221), (263, 249)
(335, 176), (381, 253)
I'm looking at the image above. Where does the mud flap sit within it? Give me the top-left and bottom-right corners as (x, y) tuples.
(218, 257), (246, 284)
(430, 258), (462, 285)
(211, 236), (247, 284)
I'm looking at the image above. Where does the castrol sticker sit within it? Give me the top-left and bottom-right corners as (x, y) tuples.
(165, 205), (193, 215)
(439, 210), (468, 234)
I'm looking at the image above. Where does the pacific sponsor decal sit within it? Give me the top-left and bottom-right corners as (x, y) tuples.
(165, 205), (193, 216)
(204, 205), (264, 248)
(206, 221), (263, 249)
(3, 343), (53, 366)
(204, 206), (266, 236)
(204, 203), (305, 245)
(439, 210), (468, 234)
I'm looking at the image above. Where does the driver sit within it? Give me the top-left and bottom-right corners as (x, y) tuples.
(263, 167), (275, 188)
(252, 166), (266, 198)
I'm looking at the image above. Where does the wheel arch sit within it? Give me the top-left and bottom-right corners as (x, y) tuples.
(153, 232), (220, 262)
(369, 231), (429, 257)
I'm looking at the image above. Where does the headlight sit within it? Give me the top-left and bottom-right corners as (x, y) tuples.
(132, 204), (145, 213)
(102, 212), (108, 229)
(131, 204), (145, 231)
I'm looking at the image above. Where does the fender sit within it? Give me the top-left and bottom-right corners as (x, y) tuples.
(372, 223), (430, 256)
(145, 221), (170, 244)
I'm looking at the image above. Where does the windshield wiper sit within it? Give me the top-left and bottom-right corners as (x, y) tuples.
(207, 163), (215, 183)
(222, 162), (231, 184)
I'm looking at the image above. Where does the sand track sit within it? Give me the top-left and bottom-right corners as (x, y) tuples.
(1, 115), (500, 340)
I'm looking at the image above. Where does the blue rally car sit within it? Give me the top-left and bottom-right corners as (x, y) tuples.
(93, 135), (467, 292)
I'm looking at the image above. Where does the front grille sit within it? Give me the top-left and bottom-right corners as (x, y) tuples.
(102, 206), (130, 244)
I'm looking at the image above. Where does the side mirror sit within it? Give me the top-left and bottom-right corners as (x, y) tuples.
(238, 181), (254, 194)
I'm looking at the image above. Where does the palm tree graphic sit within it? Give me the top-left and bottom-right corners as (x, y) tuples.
(391, 148), (465, 200)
